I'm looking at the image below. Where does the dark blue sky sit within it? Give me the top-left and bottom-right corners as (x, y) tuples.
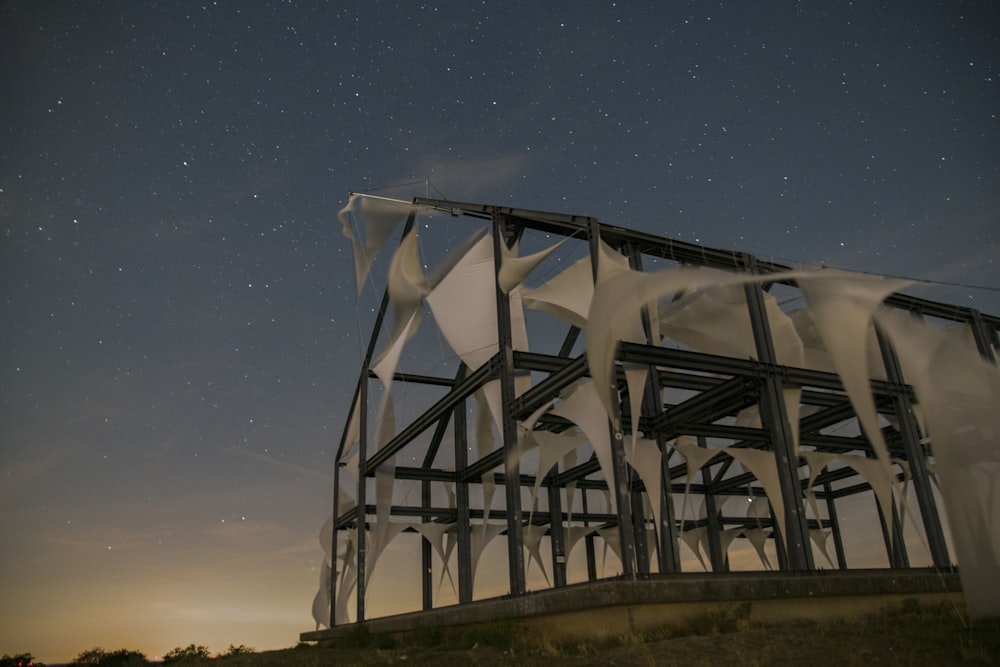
(1, 1), (998, 661)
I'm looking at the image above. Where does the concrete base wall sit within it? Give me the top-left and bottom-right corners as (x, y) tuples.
(301, 569), (962, 644)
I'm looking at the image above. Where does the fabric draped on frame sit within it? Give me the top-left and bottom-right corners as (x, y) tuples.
(315, 198), (999, 629)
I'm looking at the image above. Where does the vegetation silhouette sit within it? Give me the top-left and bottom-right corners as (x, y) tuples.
(69, 648), (147, 667)
(1, 652), (44, 667)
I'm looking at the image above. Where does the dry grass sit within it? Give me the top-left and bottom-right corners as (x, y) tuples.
(177, 601), (1000, 667)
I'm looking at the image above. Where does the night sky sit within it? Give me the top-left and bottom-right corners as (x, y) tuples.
(2, 1), (998, 662)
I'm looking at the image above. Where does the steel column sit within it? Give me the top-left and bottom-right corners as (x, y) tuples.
(742, 257), (813, 571)
(876, 326), (950, 568)
(547, 482), (568, 586)
(454, 395), (473, 603)
(420, 480), (433, 609)
(823, 481), (848, 569)
(589, 223), (637, 577)
(493, 212), (527, 596)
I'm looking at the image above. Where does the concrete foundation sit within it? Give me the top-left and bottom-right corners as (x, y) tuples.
(301, 569), (962, 644)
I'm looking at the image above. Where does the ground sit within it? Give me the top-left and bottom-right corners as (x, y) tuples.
(176, 602), (1000, 666)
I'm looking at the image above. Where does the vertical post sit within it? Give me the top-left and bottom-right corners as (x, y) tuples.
(588, 220), (637, 577)
(547, 481), (568, 587)
(454, 395), (473, 603)
(582, 490), (597, 581)
(889, 495), (911, 568)
(873, 487), (897, 567)
(698, 436), (725, 572)
(771, 505), (789, 570)
(823, 481), (848, 569)
(742, 255), (813, 571)
(969, 310), (999, 364)
(421, 480), (433, 610)
(867, 448), (910, 568)
(329, 452), (342, 625)
(876, 325), (950, 568)
(492, 212), (526, 596)
(335, 206), (417, 625)
(658, 452), (681, 573)
(624, 242), (680, 573)
(631, 488), (650, 574)
(355, 378), (369, 623)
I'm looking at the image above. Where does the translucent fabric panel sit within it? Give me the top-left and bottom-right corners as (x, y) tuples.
(657, 279), (803, 366)
(363, 239), (425, 582)
(411, 521), (458, 601)
(811, 529), (836, 568)
(470, 523), (507, 588)
(473, 387), (498, 519)
(338, 397), (362, 466)
(521, 255), (594, 329)
(719, 527), (743, 565)
(372, 315), (419, 429)
(624, 438), (665, 543)
(427, 233), (532, 377)
(522, 524), (551, 586)
(877, 309), (1000, 619)
(597, 527), (623, 574)
(673, 436), (723, 531)
(837, 458), (897, 561)
(596, 237), (634, 280)
(801, 451), (838, 528)
(657, 280), (805, 453)
(550, 380), (617, 512)
(743, 527), (773, 570)
(524, 430), (585, 513)
(796, 270), (910, 487)
(426, 234), (499, 372)
(624, 365), (648, 456)
(588, 266), (763, 417)
(311, 559), (332, 629)
(380, 227), (428, 361)
(564, 525), (595, 560)
(334, 528), (358, 625)
(338, 194), (418, 294)
(724, 448), (788, 548)
(498, 237), (566, 294)
(790, 307), (886, 380)
(680, 526), (709, 571)
(312, 514), (335, 628)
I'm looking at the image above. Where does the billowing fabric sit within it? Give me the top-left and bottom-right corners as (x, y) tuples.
(338, 194), (419, 294)
(876, 309), (1000, 619)
(318, 200), (999, 626)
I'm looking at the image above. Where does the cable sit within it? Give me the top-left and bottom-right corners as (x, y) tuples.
(359, 180), (426, 194)
(770, 256), (1000, 294)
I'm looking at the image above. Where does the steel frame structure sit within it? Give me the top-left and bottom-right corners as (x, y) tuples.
(328, 198), (1000, 625)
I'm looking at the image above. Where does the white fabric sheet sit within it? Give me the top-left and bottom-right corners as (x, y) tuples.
(876, 309), (1000, 619)
(338, 194), (417, 294)
(551, 380), (618, 512)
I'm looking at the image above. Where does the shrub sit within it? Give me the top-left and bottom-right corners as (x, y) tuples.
(222, 645), (255, 656)
(161, 645), (210, 664)
(70, 648), (147, 667)
(1, 653), (44, 667)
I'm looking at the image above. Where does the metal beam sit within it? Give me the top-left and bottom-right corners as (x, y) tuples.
(876, 325), (950, 568)
(589, 219), (637, 578)
(494, 212), (526, 596)
(742, 259), (812, 571)
(649, 375), (759, 434)
(510, 354), (589, 419)
(454, 395), (472, 604)
(364, 357), (497, 474)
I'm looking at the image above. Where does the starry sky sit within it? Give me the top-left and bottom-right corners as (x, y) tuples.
(2, 0), (998, 662)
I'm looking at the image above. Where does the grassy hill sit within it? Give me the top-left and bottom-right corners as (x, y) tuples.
(174, 601), (1000, 666)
